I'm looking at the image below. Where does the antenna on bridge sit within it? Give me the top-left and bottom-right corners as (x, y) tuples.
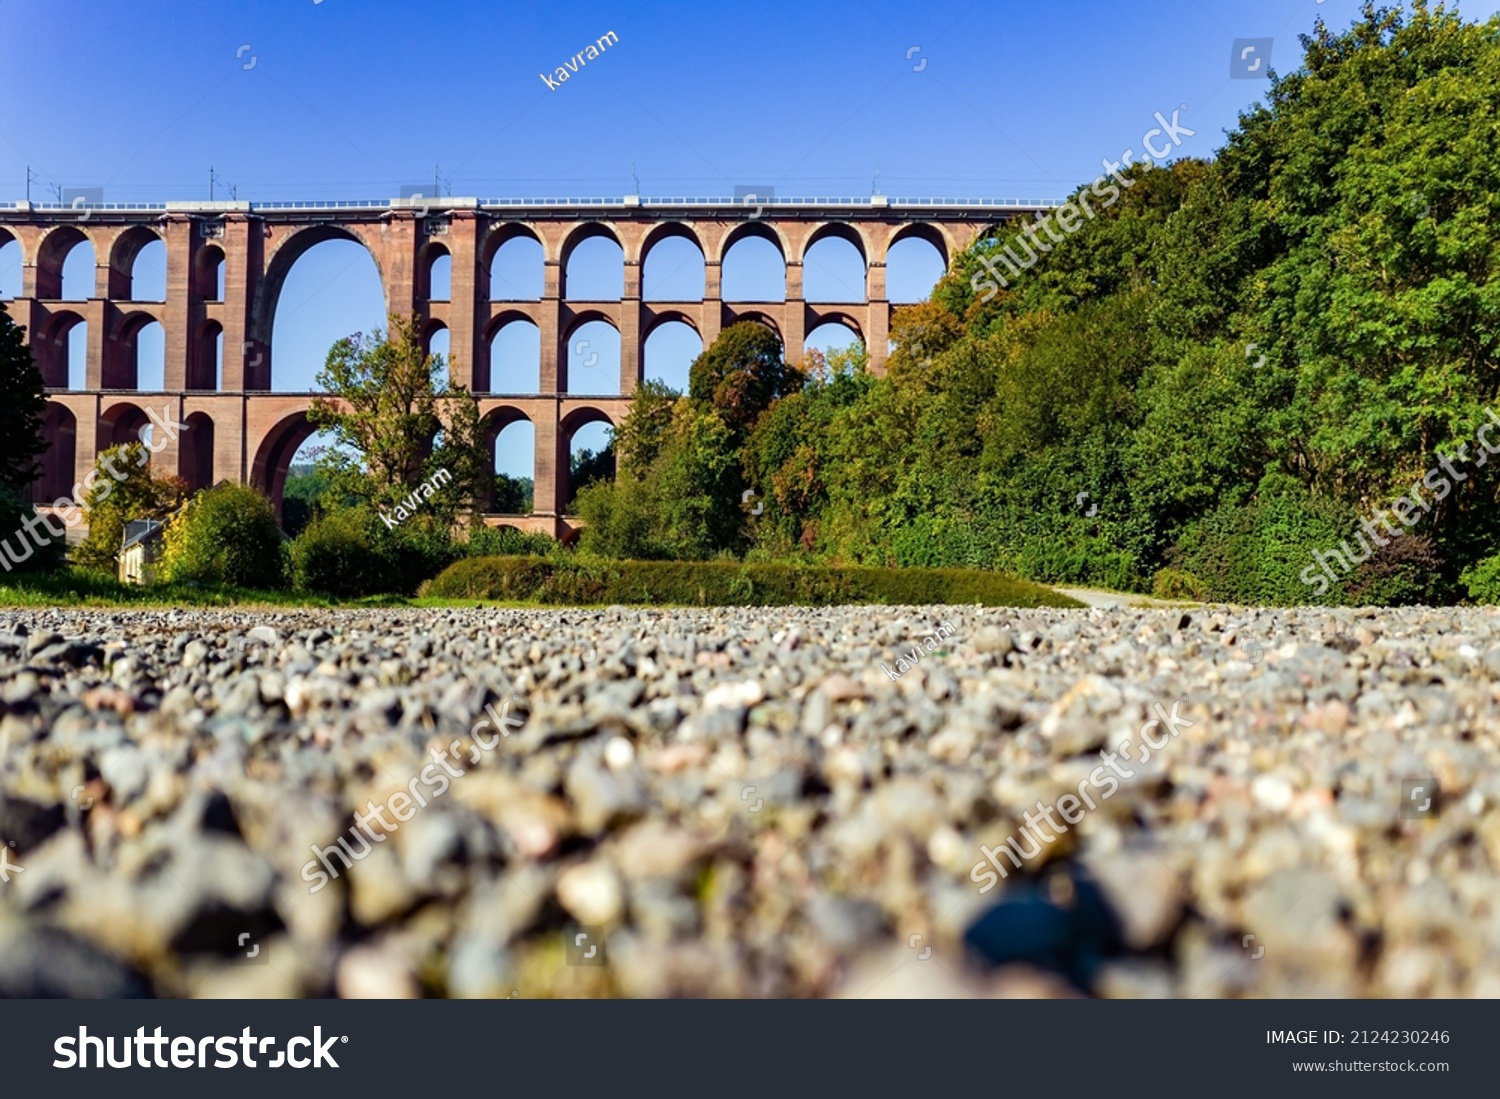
(25, 166), (39, 203)
(434, 163), (451, 197)
(48, 182), (62, 203)
(631, 163), (640, 195)
(873, 166), (882, 197)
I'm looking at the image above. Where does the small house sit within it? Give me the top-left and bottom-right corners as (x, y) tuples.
(118, 519), (165, 585)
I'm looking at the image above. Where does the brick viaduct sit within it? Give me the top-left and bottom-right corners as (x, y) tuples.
(0, 196), (1040, 536)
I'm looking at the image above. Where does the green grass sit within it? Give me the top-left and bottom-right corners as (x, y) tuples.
(419, 556), (1084, 608)
(0, 560), (1083, 610)
(0, 568), (408, 608)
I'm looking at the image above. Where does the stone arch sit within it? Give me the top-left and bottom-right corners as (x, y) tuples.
(0, 228), (22, 299)
(802, 223), (869, 304)
(36, 226), (93, 300)
(99, 401), (151, 449)
(109, 311), (164, 390)
(35, 310), (86, 388)
(251, 224), (387, 389)
(643, 314), (703, 393)
(182, 412), (215, 492)
(251, 407), (320, 520)
(888, 222), (950, 268)
(36, 403), (77, 503)
(562, 312), (622, 395)
(482, 405), (534, 513)
(190, 319), (223, 391)
(484, 223), (544, 301)
(640, 223), (706, 301)
(560, 222), (624, 301)
(108, 225), (165, 301)
(559, 404), (618, 514)
(194, 243), (226, 302)
(720, 223), (788, 302)
(802, 222), (870, 266)
(728, 310), (784, 349)
(487, 312), (541, 394)
(886, 224), (951, 304)
(420, 241), (452, 302)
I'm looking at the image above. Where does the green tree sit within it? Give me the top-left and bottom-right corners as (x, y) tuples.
(162, 483), (285, 588)
(0, 301), (49, 495)
(688, 322), (803, 436)
(73, 443), (185, 573)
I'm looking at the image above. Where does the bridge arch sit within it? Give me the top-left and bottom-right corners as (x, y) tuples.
(182, 411), (216, 493)
(484, 224), (544, 301)
(482, 405), (535, 514)
(190, 319), (223, 391)
(561, 223), (624, 301)
(563, 313), (622, 395)
(487, 312), (541, 394)
(559, 404), (618, 513)
(36, 226), (94, 301)
(36, 310), (86, 388)
(194, 242), (226, 302)
(99, 400), (152, 450)
(36, 403), (77, 503)
(252, 224), (387, 391)
(251, 408), (320, 519)
(108, 225), (165, 301)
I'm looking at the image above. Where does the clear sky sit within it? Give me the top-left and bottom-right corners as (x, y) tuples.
(4, 0), (1497, 474)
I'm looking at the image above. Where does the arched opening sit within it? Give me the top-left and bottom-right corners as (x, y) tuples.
(887, 229), (948, 303)
(804, 319), (864, 363)
(252, 410), (321, 521)
(36, 403), (77, 504)
(563, 229), (624, 301)
(262, 228), (385, 393)
(37, 228), (95, 301)
(283, 430), (338, 535)
(117, 318), (166, 392)
(489, 318), (541, 394)
(195, 244), (226, 302)
(803, 228), (867, 303)
(190, 320), (223, 391)
(644, 318), (702, 393)
(643, 229), (706, 301)
(423, 245), (452, 302)
(566, 317), (621, 395)
(115, 233), (166, 302)
(561, 409), (616, 514)
(426, 323), (451, 374)
(183, 412), (215, 493)
(99, 402), (151, 450)
(0, 233), (20, 299)
(488, 232), (544, 301)
(722, 229), (786, 302)
(35, 312), (86, 389)
(487, 411), (535, 515)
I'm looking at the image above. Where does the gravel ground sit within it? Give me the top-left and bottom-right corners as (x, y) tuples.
(0, 603), (1496, 999)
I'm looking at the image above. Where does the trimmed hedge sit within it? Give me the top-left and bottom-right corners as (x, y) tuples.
(419, 556), (1083, 608)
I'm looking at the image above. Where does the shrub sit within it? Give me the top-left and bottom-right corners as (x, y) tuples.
(1151, 567), (1207, 601)
(1345, 533), (1446, 607)
(466, 524), (557, 558)
(0, 483), (65, 576)
(1461, 552), (1500, 604)
(162, 483), (285, 588)
(289, 508), (392, 596)
(420, 556), (1083, 608)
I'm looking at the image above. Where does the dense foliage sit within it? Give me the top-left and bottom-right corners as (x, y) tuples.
(574, 3), (1500, 605)
(161, 483), (285, 588)
(72, 444), (185, 572)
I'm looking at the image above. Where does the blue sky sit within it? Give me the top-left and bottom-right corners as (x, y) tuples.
(4, 0), (1498, 475)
